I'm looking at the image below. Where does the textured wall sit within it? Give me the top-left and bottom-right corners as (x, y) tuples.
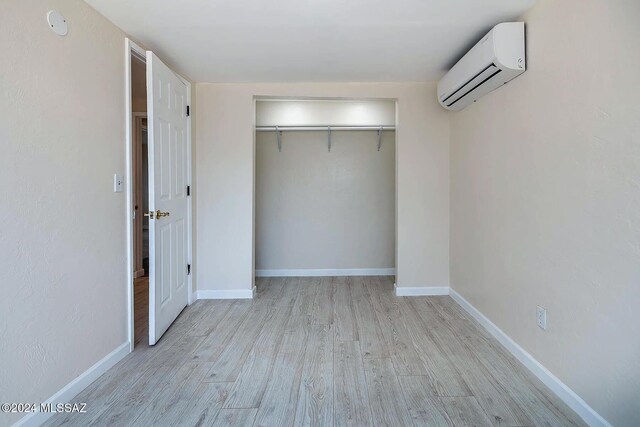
(195, 83), (450, 291)
(449, 0), (640, 425)
(255, 130), (395, 270)
(0, 1), (127, 425)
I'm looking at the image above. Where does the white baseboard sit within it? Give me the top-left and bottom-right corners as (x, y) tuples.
(449, 288), (611, 427)
(255, 268), (396, 277)
(394, 283), (450, 296)
(196, 286), (256, 300)
(14, 342), (130, 427)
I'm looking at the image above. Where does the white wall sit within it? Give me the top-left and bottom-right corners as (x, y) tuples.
(449, 0), (640, 425)
(255, 99), (396, 127)
(0, 1), (127, 426)
(256, 130), (395, 271)
(195, 83), (449, 292)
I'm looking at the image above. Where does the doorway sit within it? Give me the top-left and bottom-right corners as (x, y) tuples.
(132, 113), (149, 347)
(131, 48), (149, 348)
(126, 39), (193, 351)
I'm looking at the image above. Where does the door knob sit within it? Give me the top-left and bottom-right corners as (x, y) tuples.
(144, 210), (170, 219)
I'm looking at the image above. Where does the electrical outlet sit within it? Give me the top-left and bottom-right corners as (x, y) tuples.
(114, 174), (124, 193)
(536, 306), (547, 330)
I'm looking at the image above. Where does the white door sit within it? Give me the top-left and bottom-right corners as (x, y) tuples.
(146, 51), (189, 345)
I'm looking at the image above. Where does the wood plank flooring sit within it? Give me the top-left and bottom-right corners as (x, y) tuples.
(45, 276), (585, 427)
(133, 276), (149, 347)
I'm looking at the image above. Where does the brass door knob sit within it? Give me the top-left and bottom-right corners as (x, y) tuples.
(144, 210), (170, 219)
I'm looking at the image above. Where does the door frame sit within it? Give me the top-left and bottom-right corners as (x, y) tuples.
(125, 38), (193, 352)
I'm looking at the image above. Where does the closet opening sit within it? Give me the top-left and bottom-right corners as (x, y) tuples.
(254, 98), (397, 284)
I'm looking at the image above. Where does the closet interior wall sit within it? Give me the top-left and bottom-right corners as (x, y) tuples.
(255, 99), (396, 275)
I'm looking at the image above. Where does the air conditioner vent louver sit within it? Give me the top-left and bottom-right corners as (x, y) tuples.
(437, 22), (526, 111)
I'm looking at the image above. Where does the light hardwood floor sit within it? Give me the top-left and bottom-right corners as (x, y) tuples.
(46, 276), (584, 427)
(134, 276), (149, 347)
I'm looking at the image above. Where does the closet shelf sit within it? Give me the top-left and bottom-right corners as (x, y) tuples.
(255, 125), (395, 131)
(257, 125), (395, 152)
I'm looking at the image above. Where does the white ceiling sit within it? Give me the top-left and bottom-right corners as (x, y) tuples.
(86, 0), (535, 83)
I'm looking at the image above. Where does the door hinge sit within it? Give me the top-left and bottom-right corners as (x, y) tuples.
(187, 264), (191, 275)
(186, 105), (190, 117)
(187, 185), (191, 196)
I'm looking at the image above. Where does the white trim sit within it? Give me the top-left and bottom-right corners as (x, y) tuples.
(449, 288), (611, 427)
(255, 268), (396, 277)
(13, 342), (130, 427)
(394, 284), (450, 296)
(196, 286), (256, 300)
(124, 38), (145, 352)
(176, 73), (194, 306)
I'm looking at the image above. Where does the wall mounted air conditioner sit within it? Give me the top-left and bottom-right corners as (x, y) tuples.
(437, 22), (526, 111)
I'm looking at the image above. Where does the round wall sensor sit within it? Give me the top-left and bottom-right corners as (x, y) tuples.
(47, 10), (68, 36)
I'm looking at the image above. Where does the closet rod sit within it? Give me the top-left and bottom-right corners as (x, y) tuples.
(256, 125), (396, 132)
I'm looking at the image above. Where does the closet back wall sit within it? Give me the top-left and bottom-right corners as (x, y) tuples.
(256, 130), (395, 273)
